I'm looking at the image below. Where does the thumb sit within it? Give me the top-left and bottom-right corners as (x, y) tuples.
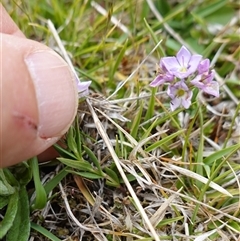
(0, 34), (78, 167)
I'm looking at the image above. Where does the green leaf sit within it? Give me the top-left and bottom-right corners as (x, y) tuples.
(53, 143), (76, 159)
(157, 216), (183, 227)
(0, 196), (9, 209)
(119, 173), (141, 183)
(203, 164), (211, 178)
(141, 118), (159, 140)
(195, 104), (204, 187)
(205, 5), (234, 25)
(130, 101), (143, 139)
(0, 191), (19, 239)
(6, 186), (30, 241)
(203, 143), (240, 165)
(189, 0), (227, 20)
(143, 18), (165, 57)
(31, 222), (62, 241)
(0, 169), (16, 195)
(2, 169), (19, 187)
(155, 0), (171, 16)
(44, 168), (68, 196)
(83, 145), (103, 175)
(30, 157), (47, 210)
(17, 162), (33, 186)
(69, 170), (103, 179)
(145, 129), (185, 152)
(66, 126), (79, 158)
(144, 87), (157, 126)
(74, 115), (82, 155)
(104, 167), (120, 187)
(109, 39), (128, 82)
(228, 220), (240, 232)
(0, 180), (14, 196)
(58, 157), (93, 171)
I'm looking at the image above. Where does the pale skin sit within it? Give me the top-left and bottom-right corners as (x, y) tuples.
(0, 4), (78, 167)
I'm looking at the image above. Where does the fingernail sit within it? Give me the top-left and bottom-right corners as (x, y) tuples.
(25, 51), (78, 138)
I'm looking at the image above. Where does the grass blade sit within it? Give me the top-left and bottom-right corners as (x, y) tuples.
(145, 129), (185, 152)
(31, 222), (62, 241)
(203, 143), (240, 165)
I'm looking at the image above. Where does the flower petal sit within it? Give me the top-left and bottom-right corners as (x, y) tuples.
(176, 46), (191, 66)
(178, 80), (189, 91)
(206, 70), (215, 82)
(150, 75), (166, 87)
(187, 54), (202, 74)
(181, 91), (192, 109)
(181, 99), (191, 109)
(191, 75), (205, 89)
(77, 81), (91, 97)
(198, 59), (210, 74)
(170, 97), (181, 111)
(203, 81), (219, 97)
(167, 84), (176, 99)
(161, 57), (179, 74)
(168, 80), (193, 110)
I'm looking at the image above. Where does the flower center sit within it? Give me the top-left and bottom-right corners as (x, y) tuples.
(179, 66), (187, 73)
(177, 88), (185, 97)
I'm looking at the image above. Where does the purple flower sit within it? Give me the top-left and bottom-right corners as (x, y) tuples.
(167, 81), (193, 111)
(191, 70), (219, 97)
(149, 46), (219, 111)
(150, 60), (174, 87)
(76, 79), (91, 97)
(161, 46), (202, 79)
(197, 59), (210, 74)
